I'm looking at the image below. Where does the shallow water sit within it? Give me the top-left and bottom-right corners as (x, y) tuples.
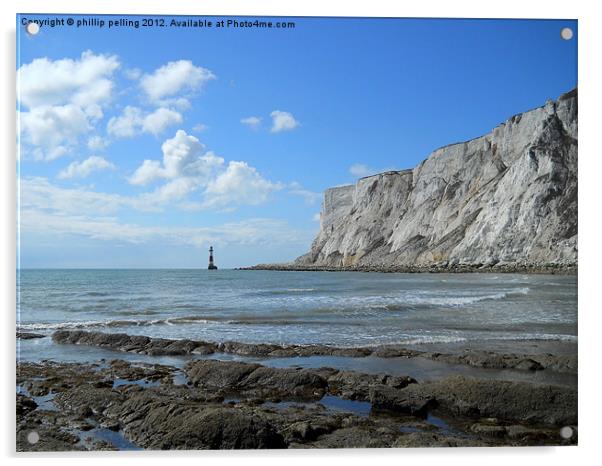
(17, 269), (577, 348)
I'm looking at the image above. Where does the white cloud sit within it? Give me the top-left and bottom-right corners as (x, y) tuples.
(58, 156), (115, 179)
(270, 110), (299, 133)
(142, 108), (183, 136)
(87, 135), (109, 151)
(106, 106), (142, 138)
(20, 176), (309, 247)
(129, 130), (223, 187)
(241, 116), (262, 129)
(20, 104), (90, 160)
(312, 213), (321, 222)
(288, 182), (321, 204)
(107, 106), (182, 138)
(128, 160), (163, 186)
(129, 130), (282, 209)
(192, 123), (209, 132)
(140, 60), (215, 104)
(21, 206), (309, 249)
(124, 68), (142, 80)
(18, 50), (119, 113)
(21, 177), (128, 215)
(17, 51), (120, 160)
(203, 161), (283, 208)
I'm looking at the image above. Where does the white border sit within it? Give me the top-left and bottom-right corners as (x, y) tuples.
(3, 1), (600, 465)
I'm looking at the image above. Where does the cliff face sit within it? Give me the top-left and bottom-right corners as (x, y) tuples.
(296, 90), (577, 269)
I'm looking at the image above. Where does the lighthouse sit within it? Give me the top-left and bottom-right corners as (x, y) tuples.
(208, 246), (218, 270)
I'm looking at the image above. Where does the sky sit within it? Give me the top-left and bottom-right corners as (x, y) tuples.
(16, 15), (577, 268)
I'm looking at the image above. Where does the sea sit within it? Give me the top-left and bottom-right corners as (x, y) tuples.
(17, 269), (577, 354)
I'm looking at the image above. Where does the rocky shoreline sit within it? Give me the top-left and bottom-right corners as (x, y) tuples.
(17, 330), (577, 450)
(239, 263), (577, 274)
(50, 330), (578, 373)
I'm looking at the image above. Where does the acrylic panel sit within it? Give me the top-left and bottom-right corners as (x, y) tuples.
(16, 14), (577, 451)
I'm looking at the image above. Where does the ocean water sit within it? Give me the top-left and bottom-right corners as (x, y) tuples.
(17, 269), (577, 353)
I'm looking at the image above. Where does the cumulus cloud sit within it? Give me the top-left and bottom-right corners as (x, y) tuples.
(106, 106), (142, 138)
(270, 110), (299, 133)
(240, 116), (262, 129)
(58, 156), (115, 179)
(129, 130), (282, 208)
(107, 106), (183, 138)
(142, 108), (183, 136)
(18, 51), (119, 160)
(20, 105), (90, 160)
(18, 50), (119, 113)
(203, 161), (283, 208)
(140, 60), (215, 105)
(129, 130), (222, 186)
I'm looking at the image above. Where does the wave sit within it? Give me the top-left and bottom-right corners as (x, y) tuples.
(490, 333), (578, 343)
(239, 287), (531, 313)
(386, 287), (530, 308)
(392, 333), (577, 346)
(246, 288), (319, 296)
(18, 315), (223, 331)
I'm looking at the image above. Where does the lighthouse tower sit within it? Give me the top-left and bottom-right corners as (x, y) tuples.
(208, 246), (218, 270)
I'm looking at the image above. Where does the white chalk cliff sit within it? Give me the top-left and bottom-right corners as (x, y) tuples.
(296, 89), (577, 268)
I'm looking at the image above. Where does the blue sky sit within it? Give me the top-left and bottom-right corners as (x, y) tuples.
(17, 15), (577, 268)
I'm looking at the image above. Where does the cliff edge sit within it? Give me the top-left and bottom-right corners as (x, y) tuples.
(289, 89), (577, 271)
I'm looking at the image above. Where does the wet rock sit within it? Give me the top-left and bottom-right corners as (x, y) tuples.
(218, 341), (283, 357)
(54, 385), (124, 416)
(329, 347), (373, 358)
(93, 380), (113, 388)
(504, 425), (553, 441)
(470, 423), (507, 437)
(283, 419), (339, 443)
(186, 360), (261, 390)
(191, 344), (216, 355)
(513, 359), (544, 371)
(117, 395), (286, 450)
(327, 371), (417, 401)
(185, 360), (327, 400)
(372, 347), (422, 358)
(401, 375), (577, 426)
(241, 366), (327, 399)
(51, 330), (576, 374)
(100, 420), (120, 431)
(107, 359), (175, 384)
(17, 332), (46, 340)
(16, 394), (37, 416)
(369, 386), (434, 417)
(70, 420), (95, 431)
(76, 405), (94, 419)
(307, 426), (399, 448)
(16, 358), (578, 450)
(424, 351), (547, 372)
